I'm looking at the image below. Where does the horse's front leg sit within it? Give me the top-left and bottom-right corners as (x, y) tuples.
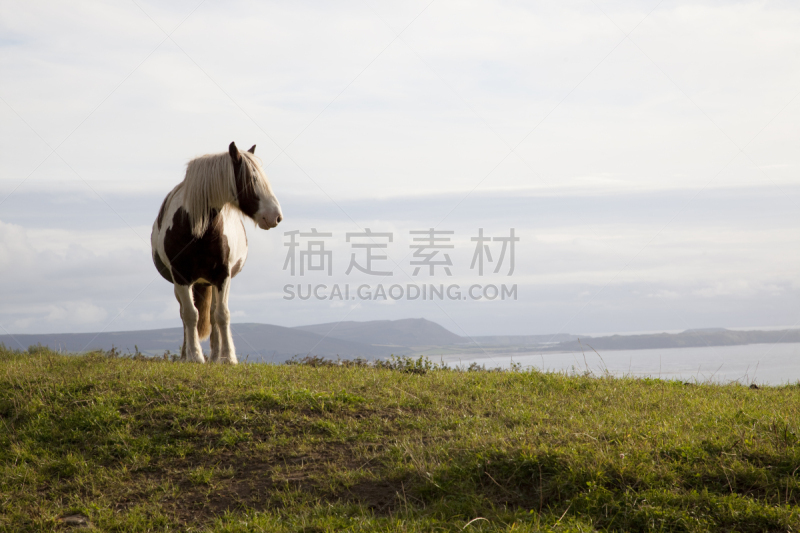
(175, 283), (205, 363)
(208, 289), (221, 363)
(213, 277), (237, 364)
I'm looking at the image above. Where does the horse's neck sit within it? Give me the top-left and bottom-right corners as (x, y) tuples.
(180, 181), (235, 213)
(179, 180), (238, 238)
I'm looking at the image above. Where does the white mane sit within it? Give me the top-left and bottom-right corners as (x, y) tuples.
(181, 151), (272, 237)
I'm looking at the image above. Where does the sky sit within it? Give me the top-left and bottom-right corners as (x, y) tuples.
(0, 0), (798, 340)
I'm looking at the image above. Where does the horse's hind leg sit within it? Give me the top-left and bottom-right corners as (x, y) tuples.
(213, 277), (237, 364)
(208, 289), (221, 363)
(175, 283), (205, 363)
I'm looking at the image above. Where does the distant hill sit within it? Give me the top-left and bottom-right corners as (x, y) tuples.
(2, 320), (798, 363)
(546, 328), (800, 352)
(228, 324), (395, 362)
(470, 333), (578, 346)
(294, 318), (464, 347)
(0, 328), (187, 356)
(0, 324), (397, 364)
(0, 319), (464, 362)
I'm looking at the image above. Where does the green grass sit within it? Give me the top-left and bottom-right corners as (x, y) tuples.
(2, 346), (800, 532)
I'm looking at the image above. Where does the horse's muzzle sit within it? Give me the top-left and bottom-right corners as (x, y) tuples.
(258, 213), (282, 230)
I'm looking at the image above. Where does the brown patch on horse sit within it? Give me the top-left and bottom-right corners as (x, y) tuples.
(193, 284), (213, 340)
(229, 142), (261, 219)
(231, 259), (243, 277)
(164, 207), (231, 289)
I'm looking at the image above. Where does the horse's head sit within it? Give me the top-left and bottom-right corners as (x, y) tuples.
(229, 142), (283, 230)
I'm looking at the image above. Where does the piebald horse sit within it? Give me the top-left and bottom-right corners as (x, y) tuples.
(151, 142), (282, 363)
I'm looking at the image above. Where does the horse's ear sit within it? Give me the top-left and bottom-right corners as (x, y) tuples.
(229, 142), (240, 161)
(247, 145), (256, 154)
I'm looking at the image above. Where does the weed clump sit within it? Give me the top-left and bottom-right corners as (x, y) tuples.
(286, 354), (511, 374)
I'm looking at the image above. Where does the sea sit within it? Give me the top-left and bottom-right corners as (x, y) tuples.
(441, 343), (800, 386)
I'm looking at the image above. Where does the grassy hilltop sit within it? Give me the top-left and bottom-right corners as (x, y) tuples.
(2, 347), (800, 532)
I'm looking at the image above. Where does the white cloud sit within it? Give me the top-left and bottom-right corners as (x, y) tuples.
(0, 220), (35, 269)
(46, 301), (108, 324)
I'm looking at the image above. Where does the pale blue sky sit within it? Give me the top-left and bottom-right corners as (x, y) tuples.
(0, 0), (798, 337)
